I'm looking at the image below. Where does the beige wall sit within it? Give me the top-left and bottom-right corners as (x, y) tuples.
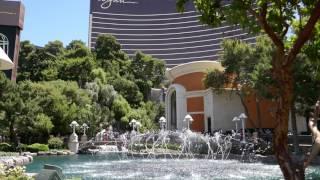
(211, 92), (245, 130)
(288, 114), (308, 133)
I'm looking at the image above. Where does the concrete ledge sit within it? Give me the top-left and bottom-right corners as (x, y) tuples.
(0, 155), (33, 167)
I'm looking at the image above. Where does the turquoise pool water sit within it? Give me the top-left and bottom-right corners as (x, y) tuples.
(26, 154), (320, 180)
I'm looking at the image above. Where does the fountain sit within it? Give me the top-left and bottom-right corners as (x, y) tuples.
(68, 121), (79, 153)
(28, 115), (308, 179)
(239, 113), (248, 143)
(82, 125), (126, 154)
(183, 114), (193, 131)
(80, 123), (89, 143)
(232, 116), (240, 134)
(77, 113), (270, 162)
(159, 116), (166, 131)
(129, 119), (142, 134)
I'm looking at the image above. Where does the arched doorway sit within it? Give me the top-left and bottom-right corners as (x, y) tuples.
(165, 84), (187, 130)
(0, 33), (9, 55)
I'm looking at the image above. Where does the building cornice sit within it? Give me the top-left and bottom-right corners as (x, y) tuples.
(166, 61), (224, 82)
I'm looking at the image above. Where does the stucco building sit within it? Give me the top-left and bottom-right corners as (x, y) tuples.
(165, 61), (308, 133)
(0, 0), (25, 80)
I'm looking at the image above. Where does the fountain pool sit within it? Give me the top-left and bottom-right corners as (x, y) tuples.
(26, 154), (320, 179)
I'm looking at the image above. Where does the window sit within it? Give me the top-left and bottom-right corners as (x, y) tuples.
(0, 33), (9, 55)
(207, 117), (212, 134)
(170, 91), (177, 130)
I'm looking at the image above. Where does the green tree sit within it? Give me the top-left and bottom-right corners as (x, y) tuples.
(57, 57), (96, 87)
(18, 41), (37, 81)
(131, 52), (166, 100)
(290, 26), (320, 154)
(65, 40), (91, 58)
(90, 68), (109, 84)
(110, 77), (143, 107)
(204, 37), (274, 130)
(25, 81), (92, 136)
(44, 40), (65, 57)
(66, 40), (87, 50)
(18, 40), (93, 82)
(126, 108), (152, 132)
(15, 82), (52, 143)
(18, 46), (56, 82)
(141, 101), (165, 129)
(178, 1), (320, 178)
(125, 101), (165, 132)
(85, 82), (117, 134)
(112, 95), (131, 130)
(94, 34), (129, 69)
(0, 73), (23, 145)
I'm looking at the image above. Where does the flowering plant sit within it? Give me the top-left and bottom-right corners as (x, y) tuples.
(0, 164), (33, 180)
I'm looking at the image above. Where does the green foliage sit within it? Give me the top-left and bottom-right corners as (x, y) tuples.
(177, 0), (320, 129)
(13, 34), (167, 143)
(205, 36), (274, 97)
(131, 52), (165, 86)
(0, 73), (24, 145)
(0, 152), (19, 157)
(112, 95), (131, 126)
(27, 143), (49, 152)
(131, 52), (166, 100)
(203, 69), (227, 92)
(177, 0), (318, 41)
(91, 68), (109, 84)
(293, 54), (320, 115)
(125, 101), (163, 132)
(126, 108), (151, 132)
(292, 23), (320, 114)
(110, 77), (143, 107)
(29, 81), (92, 135)
(165, 143), (181, 151)
(16, 144), (28, 153)
(65, 40), (91, 58)
(0, 164), (32, 180)
(3, 80), (91, 143)
(0, 143), (13, 152)
(18, 42), (57, 82)
(44, 40), (65, 57)
(204, 37), (274, 129)
(141, 101), (165, 129)
(57, 57), (96, 87)
(48, 136), (64, 149)
(94, 34), (128, 62)
(85, 82), (116, 133)
(34, 114), (54, 134)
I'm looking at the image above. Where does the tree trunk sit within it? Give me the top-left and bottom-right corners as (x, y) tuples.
(291, 99), (301, 154)
(238, 92), (257, 128)
(272, 52), (305, 180)
(255, 97), (262, 132)
(9, 120), (17, 146)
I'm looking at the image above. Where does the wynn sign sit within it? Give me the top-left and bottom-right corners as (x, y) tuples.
(98, 0), (139, 9)
(89, 0), (255, 68)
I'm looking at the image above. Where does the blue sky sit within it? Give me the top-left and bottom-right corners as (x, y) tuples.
(20, 0), (90, 46)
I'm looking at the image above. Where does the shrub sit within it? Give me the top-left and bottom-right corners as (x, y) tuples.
(0, 164), (32, 180)
(48, 137), (64, 149)
(27, 143), (49, 152)
(0, 152), (19, 157)
(0, 143), (13, 152)
(16, 143), (28, 152)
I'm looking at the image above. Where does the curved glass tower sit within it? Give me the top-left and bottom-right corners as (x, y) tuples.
(89, 0), (255, 68)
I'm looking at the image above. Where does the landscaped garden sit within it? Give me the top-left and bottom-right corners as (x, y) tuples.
(0, 0), (320, 179)
(0, 34), (166, 146)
